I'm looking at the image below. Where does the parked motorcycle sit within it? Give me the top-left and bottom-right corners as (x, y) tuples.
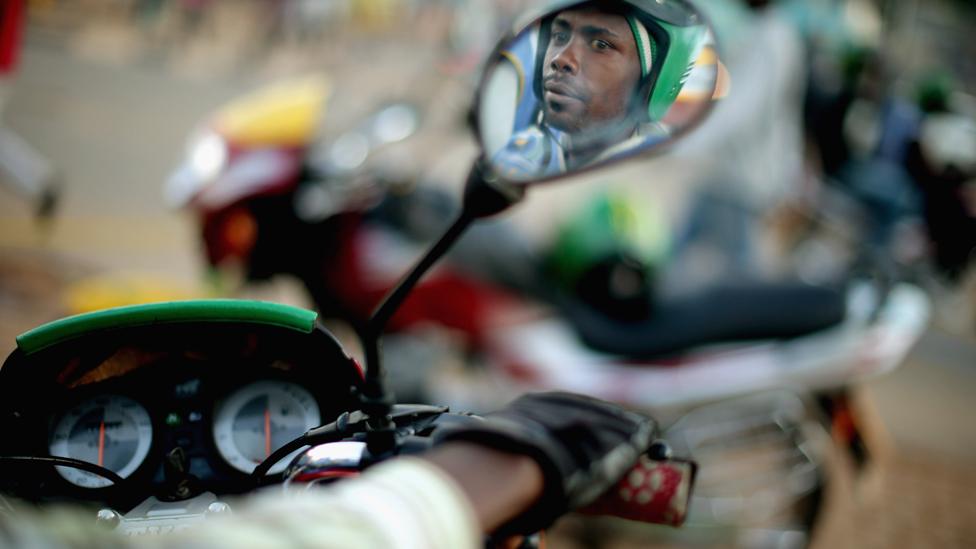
(473, 201), (930, 545)
(0, 0), (721, 545)
(165, 72), (412, 298)
(163, 72), (507, 341)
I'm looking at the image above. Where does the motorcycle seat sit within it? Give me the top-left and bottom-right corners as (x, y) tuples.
(560, 281), (847, 359)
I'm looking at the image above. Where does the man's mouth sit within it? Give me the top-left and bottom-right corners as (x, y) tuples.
(544, 81), (581, 103)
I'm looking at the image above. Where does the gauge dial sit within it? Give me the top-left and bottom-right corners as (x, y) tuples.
(213, 380), (321, 474)
(49, 395), (153, 488)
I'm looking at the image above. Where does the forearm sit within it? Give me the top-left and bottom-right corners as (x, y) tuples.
(423, 441), (544, 533)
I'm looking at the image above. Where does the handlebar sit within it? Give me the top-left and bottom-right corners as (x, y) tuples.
(581, 455), (697, 526)
(281, 407), (697, 528)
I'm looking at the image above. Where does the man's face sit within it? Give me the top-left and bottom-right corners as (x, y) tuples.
(542, 8), (642, 134)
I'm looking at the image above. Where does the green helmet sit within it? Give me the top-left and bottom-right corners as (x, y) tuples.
(915, 69), (956, 114)
(546, 191), (671, 321)
(533, 0), (708, 122)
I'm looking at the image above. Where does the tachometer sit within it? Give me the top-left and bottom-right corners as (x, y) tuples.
(49, 395), (153, 488)
(213, 380), (320, 474)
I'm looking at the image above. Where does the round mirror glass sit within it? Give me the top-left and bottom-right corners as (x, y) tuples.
(476, 0), (724, 184)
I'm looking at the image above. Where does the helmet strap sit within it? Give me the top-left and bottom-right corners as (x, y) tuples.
(626, 15), (654, 78)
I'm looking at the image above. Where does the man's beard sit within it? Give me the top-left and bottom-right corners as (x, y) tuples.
(545, 104), (640, 155)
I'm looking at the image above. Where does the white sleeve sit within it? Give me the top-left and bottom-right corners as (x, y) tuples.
(153, 457), (481, 549)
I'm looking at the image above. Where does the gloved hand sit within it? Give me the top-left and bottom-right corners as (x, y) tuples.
(434, 391), (656, 535)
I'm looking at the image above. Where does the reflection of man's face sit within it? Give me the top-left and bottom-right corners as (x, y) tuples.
(542, 8), (641, 134)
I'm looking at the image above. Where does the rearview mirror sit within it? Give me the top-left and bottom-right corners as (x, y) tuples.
(475, 0), (723, 184)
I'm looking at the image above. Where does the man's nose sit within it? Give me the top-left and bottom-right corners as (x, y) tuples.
(550, 41), (579, 74)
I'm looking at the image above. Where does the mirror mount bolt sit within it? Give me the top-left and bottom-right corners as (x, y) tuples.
(462, 158), (524, 219)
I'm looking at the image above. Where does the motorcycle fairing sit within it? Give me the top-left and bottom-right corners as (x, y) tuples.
(213, 75), (330, 148)
(0, 300), (364, 509)
(15, 300), (317, 356)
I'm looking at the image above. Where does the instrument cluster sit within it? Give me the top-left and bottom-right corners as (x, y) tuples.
(14, 341), (360, 506)
(0, 314), (363, 508)
(48, 376), (328, 491)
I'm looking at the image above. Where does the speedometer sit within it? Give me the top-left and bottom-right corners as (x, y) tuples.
(49, 395), (153, 489)
(213, 380), (321, 474)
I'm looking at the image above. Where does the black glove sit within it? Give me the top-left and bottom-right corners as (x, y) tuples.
(434, 391), (656, 535)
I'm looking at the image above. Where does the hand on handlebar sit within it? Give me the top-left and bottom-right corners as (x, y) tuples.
(434, 391), (659, 536)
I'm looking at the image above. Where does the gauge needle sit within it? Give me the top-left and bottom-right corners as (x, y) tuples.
(98, 421), (105, 467)
(264, 408), (271, 458)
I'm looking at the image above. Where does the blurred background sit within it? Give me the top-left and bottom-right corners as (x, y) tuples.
(0, 0), (974, 547)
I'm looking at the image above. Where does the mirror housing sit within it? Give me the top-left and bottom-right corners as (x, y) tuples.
(472, 0), (722, 186)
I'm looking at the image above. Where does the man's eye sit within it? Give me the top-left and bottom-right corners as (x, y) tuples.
(591, 39), (612, 51)
(552, 31), (570, 44)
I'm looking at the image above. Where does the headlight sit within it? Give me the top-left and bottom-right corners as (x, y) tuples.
(165, 129), (228, 209)
(188, 130), (228, 182)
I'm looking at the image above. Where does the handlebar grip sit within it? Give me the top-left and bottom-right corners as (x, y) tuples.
(580, 455), (697, 526)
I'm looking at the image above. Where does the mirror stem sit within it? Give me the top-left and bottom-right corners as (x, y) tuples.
(361, 211), (471, 454)
(365, 211), (474, 342)
(360, 159), (523, 453)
